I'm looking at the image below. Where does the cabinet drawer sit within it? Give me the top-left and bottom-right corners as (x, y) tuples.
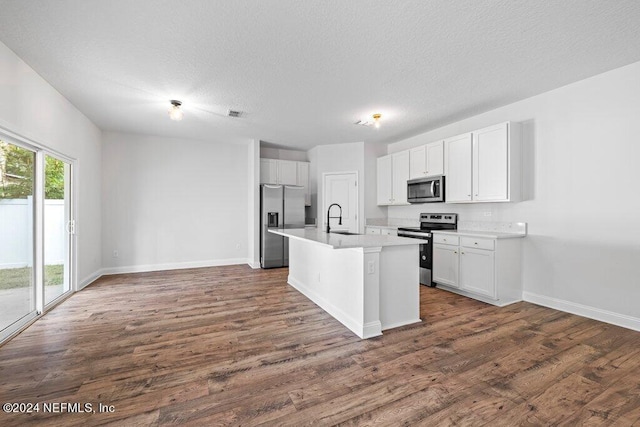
(381, 228), (397, 236)
(366, 227), (382, 235)
(433, 234), (459, 246)
(460, 236), (494, 250)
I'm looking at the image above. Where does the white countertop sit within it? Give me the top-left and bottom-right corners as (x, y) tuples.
(269, 228), (421, 249)
(432, 229), (526, 239)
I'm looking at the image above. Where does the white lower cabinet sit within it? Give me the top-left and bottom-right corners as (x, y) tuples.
(365, 226), (397, 236)
(432, 242), (459, 288)
(432, 232), (523, 306)
(366, 227), (382, 235)
(459, 247), (495, 298)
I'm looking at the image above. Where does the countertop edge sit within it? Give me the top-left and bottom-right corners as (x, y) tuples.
(432, 230), (526, 239)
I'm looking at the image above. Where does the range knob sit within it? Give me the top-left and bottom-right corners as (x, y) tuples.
(421, 255), (427, 261)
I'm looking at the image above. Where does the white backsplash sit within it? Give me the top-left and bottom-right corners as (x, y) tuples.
(458, 221), (527, 235)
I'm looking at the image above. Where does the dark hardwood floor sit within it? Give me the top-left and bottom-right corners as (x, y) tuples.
(1, 265), (639, 426)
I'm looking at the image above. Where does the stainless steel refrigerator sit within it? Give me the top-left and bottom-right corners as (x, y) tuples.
(260, 184), (305, 268)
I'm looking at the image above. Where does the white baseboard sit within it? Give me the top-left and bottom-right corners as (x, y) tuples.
(248, 261), (261, 269)
(101, 258), (250, 276)
(78, 269), (104, 290)
(523, 291), (640, 332)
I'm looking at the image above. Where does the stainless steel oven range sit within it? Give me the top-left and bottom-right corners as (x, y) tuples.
(397, 213), (457, 286)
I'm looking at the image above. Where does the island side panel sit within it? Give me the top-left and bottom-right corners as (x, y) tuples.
(287, 238), (377, 338)
(379, 245), (421, 330)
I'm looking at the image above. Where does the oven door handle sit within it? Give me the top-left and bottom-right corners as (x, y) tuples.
(398, 231), (430, 239)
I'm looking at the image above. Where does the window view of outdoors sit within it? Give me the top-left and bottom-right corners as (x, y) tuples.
(0, 140), (36, 331)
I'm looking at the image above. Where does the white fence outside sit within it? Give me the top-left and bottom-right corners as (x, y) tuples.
(0, 198), (65, 268)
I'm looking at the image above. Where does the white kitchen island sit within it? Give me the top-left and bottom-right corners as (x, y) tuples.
(269, 228), (422, 339)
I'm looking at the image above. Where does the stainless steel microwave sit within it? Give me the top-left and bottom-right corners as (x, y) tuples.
(407, 175), (445, 203)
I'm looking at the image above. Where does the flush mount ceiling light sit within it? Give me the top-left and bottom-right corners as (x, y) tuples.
(168, 100), (184, 121)
(354, 113), (382, 128)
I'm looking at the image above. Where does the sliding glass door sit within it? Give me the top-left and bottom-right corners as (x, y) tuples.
(1, 136), (75, 342)
(0, 140), (37, 340)
(44, 155), (72, 306)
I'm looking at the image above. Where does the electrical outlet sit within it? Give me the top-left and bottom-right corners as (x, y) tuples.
(112, 250), (119, 258)
(367, 261), (375, 274)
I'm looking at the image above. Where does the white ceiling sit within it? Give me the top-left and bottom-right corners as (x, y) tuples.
(1, 1), (639, 150)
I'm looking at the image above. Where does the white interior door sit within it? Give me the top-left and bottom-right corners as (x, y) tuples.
(323, 172), (358, 233)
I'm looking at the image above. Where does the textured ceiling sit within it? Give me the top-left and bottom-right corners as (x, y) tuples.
(1, 1), (639, 150)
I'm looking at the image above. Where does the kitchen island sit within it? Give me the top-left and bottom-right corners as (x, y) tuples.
(269, 228), (422, 339)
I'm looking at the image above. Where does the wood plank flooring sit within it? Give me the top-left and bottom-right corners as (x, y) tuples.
(1, 265), (639, 426)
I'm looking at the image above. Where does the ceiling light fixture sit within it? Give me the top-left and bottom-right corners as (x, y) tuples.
(372, 113), (382, 129)
(354, 113), (383, 128)
(168, 100), (184, 121)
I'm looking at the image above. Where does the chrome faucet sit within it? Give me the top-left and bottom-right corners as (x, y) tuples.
(326, 203), (342, 233)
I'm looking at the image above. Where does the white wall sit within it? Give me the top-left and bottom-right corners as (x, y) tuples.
(101, 132), (251, 273)
(387, 60), (640, 326)
(309, 142), (366, 233)
(0, 41), (102, 287)
(260, 146), (308, 161)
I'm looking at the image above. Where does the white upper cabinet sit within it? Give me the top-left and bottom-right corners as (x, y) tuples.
(445, 122), (521, 203)
(444, 133), (473, 202)
(260, 159), (311, 205)
(377, 155), (393, 205)
(409, 141), (444, 179)
(278, 160), (298, 185)
(391, 151), (410, 204)
(376, 151), (409, 206)
(296, 161), (311, 206)
(260, 158), (279, 184)
(473, 123), (509, 201)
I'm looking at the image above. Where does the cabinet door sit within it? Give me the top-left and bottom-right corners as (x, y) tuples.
(260, 159), (279, 184)
(409, 145), (427, 179)
(296, 161), (311, 206)
(377, 155), (393, 205)
(391, 151), (410, 205)
(459, 248), (495, 298)
(433, 244), (459, 288)
(445, 133), (472, 202)
(278, 160), (298, 185)
(425, 141), (444, 177)
(473, 123), (508, 201)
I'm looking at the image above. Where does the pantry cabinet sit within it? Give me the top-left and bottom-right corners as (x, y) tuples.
(409, 140), (444, 179)
(444, 122), (521, 203)
(432, 232), (523, 306)
(376, 151), (410, 205)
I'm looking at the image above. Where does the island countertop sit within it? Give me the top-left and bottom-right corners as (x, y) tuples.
(269, 228), (421, 249)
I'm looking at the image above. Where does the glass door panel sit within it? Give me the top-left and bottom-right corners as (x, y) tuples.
(0, 140), (37, 339)
(44, 155), (71, 306)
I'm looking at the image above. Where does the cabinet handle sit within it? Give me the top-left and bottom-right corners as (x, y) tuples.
(461, 251), (465, 255)
(443, 238), (447, 242)
(475, 194), (478, 196)
(474, 242), (478, 245)
(454, 251), (457, 254)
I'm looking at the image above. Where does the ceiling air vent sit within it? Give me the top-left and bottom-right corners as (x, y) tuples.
(227, 109), (242, 118)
